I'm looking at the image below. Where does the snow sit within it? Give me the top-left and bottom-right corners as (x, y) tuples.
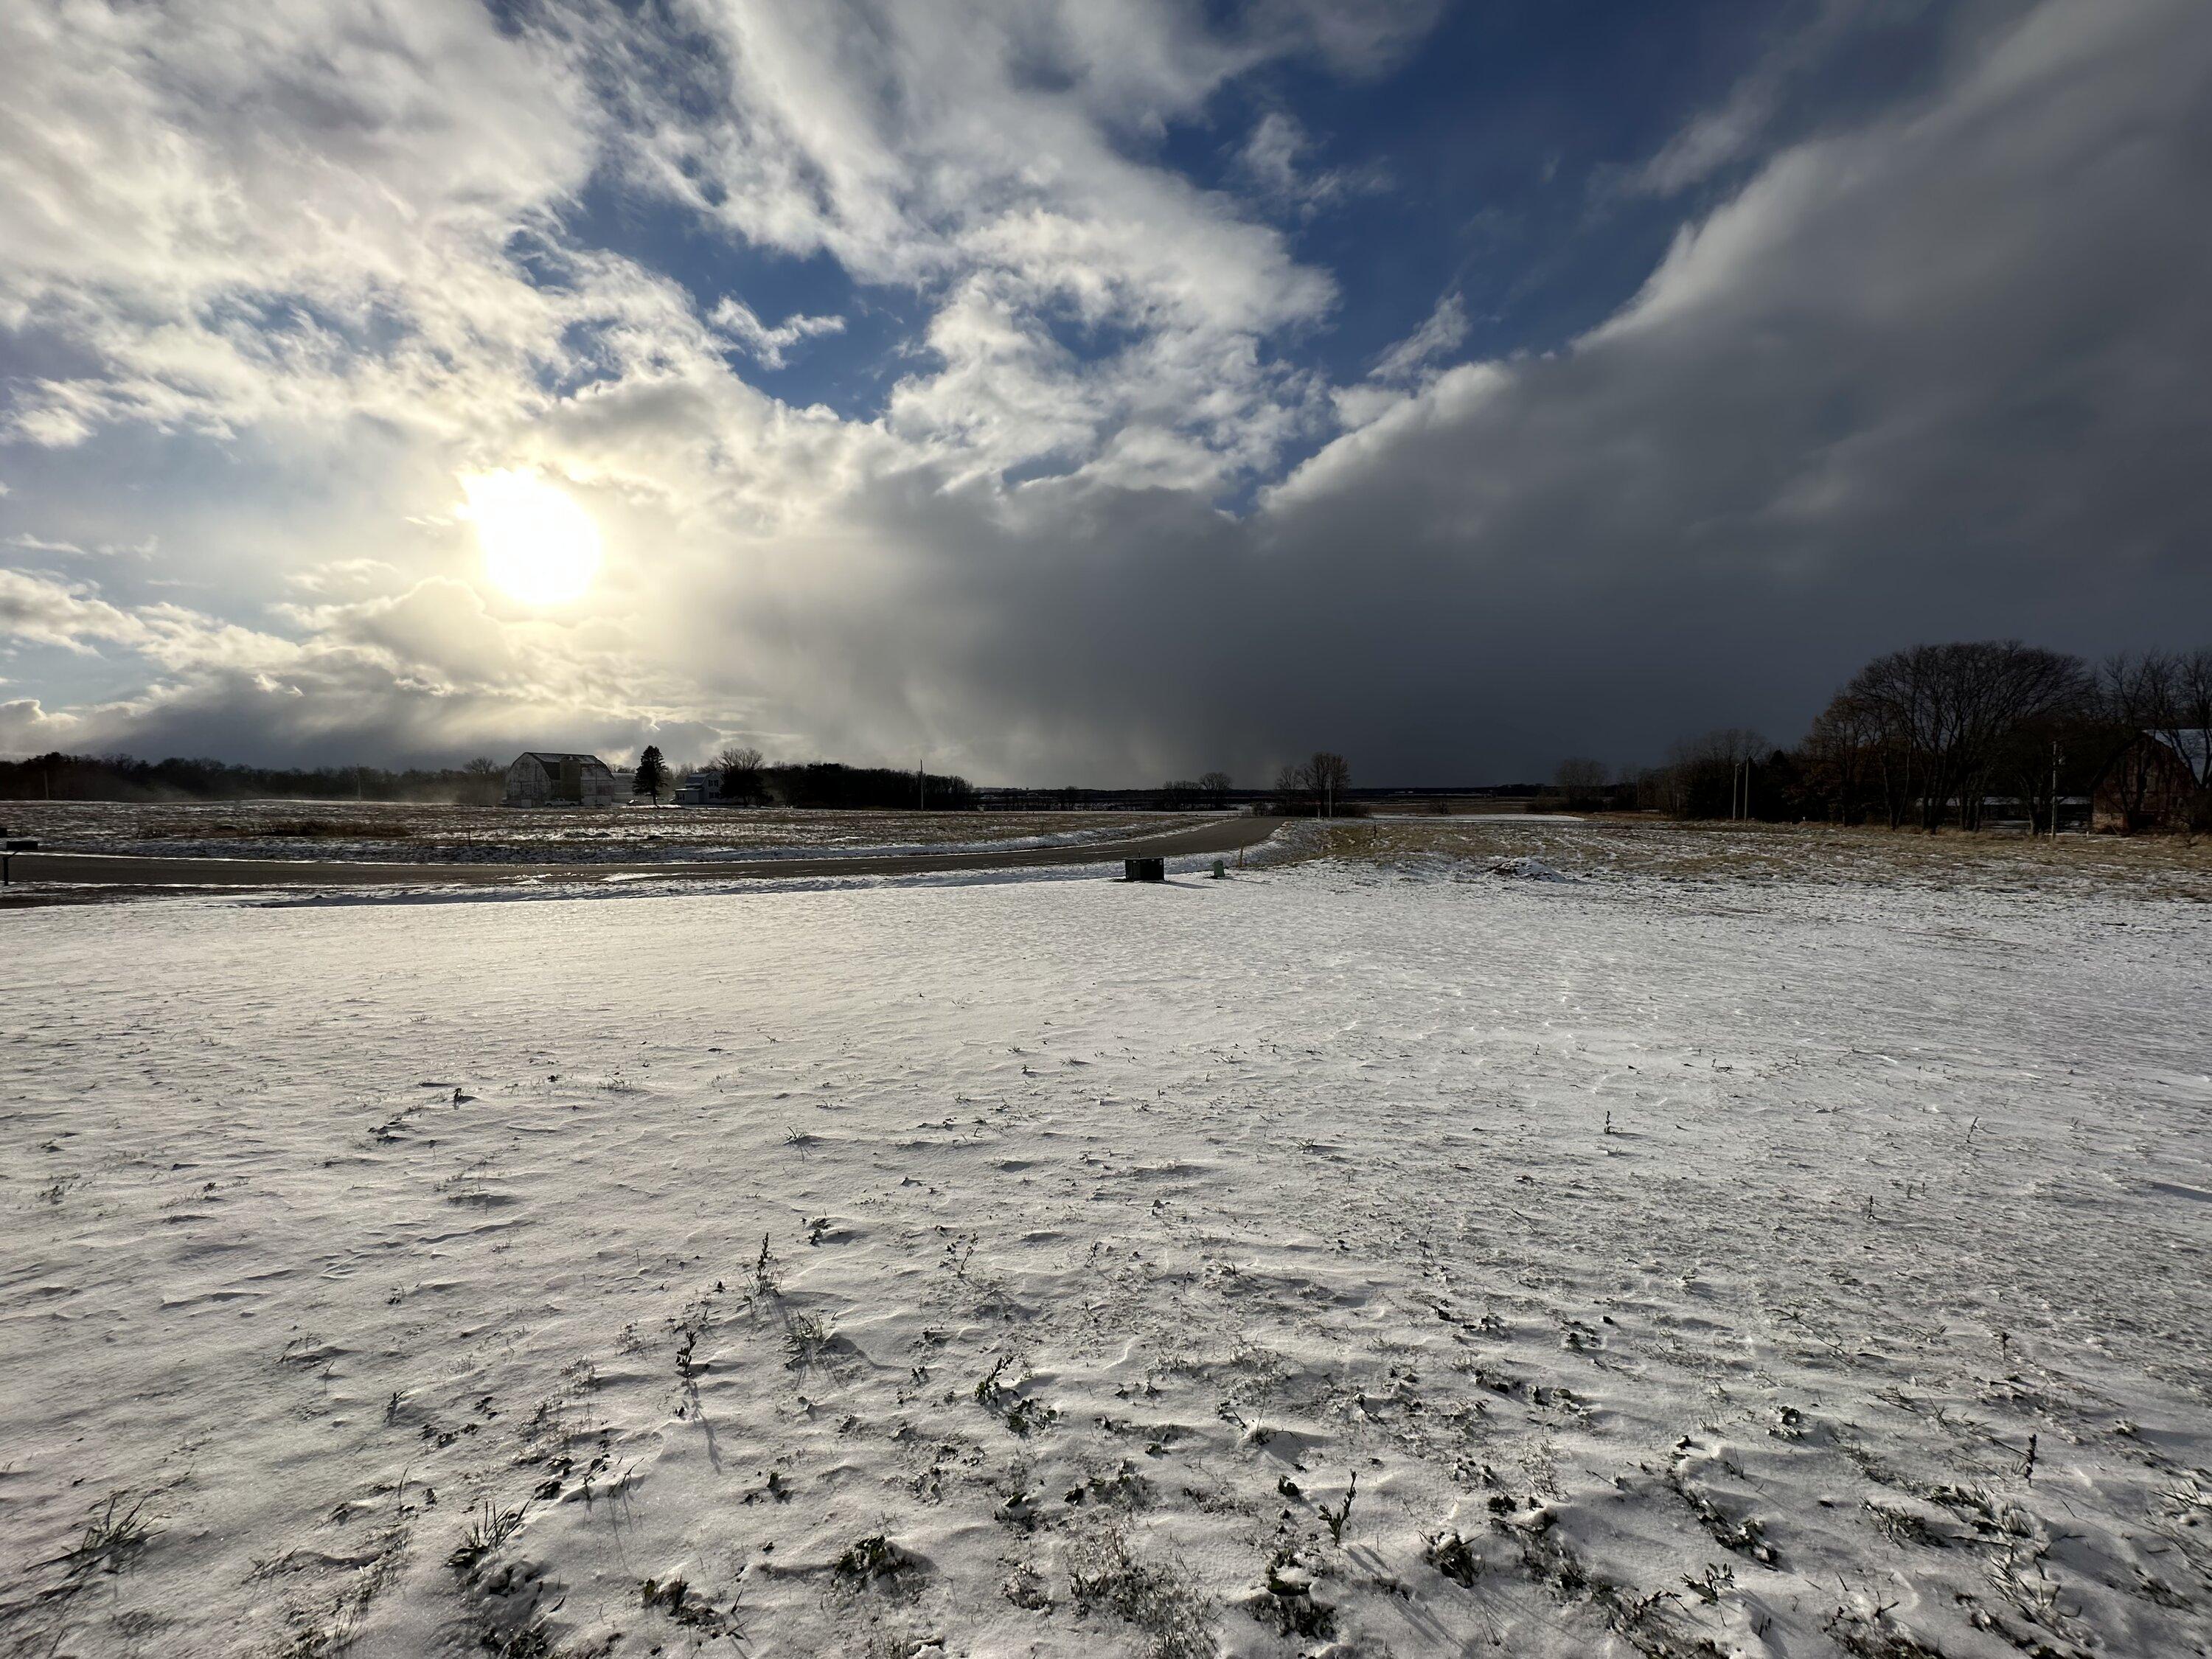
(4, 841), (2210, 1658)
(1486, 856), (1572, 882)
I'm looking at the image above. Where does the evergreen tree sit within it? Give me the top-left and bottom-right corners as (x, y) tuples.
(634, 744), (669, 804)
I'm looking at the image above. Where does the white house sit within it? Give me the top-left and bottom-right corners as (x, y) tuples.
(672, 769), (720, 806)
(501, 751), (622, 807)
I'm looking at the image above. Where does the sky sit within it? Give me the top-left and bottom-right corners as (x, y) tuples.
(2, 0), (2209, 786)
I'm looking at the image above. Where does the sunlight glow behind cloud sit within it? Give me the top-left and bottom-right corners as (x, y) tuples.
(459, 470), (602, 608)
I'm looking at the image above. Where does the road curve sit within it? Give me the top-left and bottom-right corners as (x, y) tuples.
(2, 815), (1280, 903)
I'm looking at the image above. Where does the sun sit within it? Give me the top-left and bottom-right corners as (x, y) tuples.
(460, 468), (602, 605)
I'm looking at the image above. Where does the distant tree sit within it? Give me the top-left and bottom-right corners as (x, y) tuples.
(1273, 762), (1304, 804)
(1161, 779), (1201, 809)
(2086, 648), (2212, 830)
(717, 744), (765, 805)
(1552, 757), (1607, 810)
(2126, 649), (2212, 796)
(1841, 642), (2087, 829)
(1302, 752), (1351, 817)
(633, 745), (670, 805)
(1653, 728), (1770, 819)
(1798, 693), (1885, 824)
(461, 755), (504, 804)
(1197, 770), (1232, 808)
(762, 759), (976, 810)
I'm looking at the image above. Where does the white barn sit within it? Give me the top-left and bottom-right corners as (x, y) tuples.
(501, 751), (622, 807)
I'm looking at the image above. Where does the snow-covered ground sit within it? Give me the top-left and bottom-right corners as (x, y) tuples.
(4, 832), (2209, 1658)
(0, 799), (1187, 863)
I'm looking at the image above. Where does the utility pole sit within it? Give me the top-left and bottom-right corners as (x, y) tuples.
(918, 756), (925, 811)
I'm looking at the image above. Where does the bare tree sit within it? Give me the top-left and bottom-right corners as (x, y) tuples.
(1799, 695), (1882, 824)
(2093, 649), (2212, 828)
(1197, 770), (1233, 808)
(2149, 649), (2212, 793)
(1302, 752), (1351, 817)
(1840, 642), (2085, 829)
(717, 744), (765, 805)
(1655, 728), (1770, 819)
(460, 755), (504, 805)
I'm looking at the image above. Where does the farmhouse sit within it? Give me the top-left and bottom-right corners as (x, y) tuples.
(501, 751), (623, 807)
(672, 769), (721, 806)
(2093, 728), (2211, 832)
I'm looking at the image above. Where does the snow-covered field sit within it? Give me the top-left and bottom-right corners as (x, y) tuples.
(4, 827), (2209, 1658)
(0, 800), (1185, 863)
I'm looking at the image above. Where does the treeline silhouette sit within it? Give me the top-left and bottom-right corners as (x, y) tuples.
(1621, 642), (2212, 830)
(748, 762), (977, 810)
(0, 751), (482, 803)
(0, 748), (982, 810)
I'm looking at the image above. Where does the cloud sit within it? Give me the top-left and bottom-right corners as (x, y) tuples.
(708, 297), (846, 369)
(608, 1), (1351, 476)
(3, 0), (2210, 787)
(1630, 0), (1912, 197)
(6, 534), (89, 557)
(1332, 293), (1470, 427)
(728, 0), (2212, 782)
(0, 697), (80, 751)
(0, 568), (152, 652)
(1234, 111), (1385, 212)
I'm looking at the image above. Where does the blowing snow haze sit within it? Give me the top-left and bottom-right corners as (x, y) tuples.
(2, 0), (2208, 784)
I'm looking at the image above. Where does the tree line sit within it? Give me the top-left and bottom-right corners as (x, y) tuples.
(1155, 772), (1235, 809)
(0, 746), (981, 810)
(1271, 752), (1353, 816)
(706, 747), (978, 810)
(0, 751), (503, 804)
(1617, 643), (2212, 830)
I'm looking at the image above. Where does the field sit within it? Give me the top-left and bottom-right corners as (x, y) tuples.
(3, 819), (2208, 1658)
(0, 800), (1185, 864)
(1290, 813), (2212, 901)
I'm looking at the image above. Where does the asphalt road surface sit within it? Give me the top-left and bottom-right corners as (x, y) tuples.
(1, 815), (1281, 905)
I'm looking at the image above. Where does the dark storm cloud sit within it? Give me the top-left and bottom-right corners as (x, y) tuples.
(674, 0), (2212, 783)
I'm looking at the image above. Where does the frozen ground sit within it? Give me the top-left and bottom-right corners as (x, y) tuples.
(1260, 816), (2212, 903)
(4, 824), (2209, 1658)
(0, 800), (1184, 864)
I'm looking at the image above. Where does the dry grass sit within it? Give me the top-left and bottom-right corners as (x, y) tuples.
(1, 800), (1186, 863)
(1262, 814), (2212, 901)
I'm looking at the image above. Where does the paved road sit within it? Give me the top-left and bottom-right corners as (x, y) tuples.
(1, 815), (1279, 904)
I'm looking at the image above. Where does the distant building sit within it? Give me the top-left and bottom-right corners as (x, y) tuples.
(672, 769), (720, 806)
(502, 751), (622, 807)
(2093, 729), (2211, 832)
